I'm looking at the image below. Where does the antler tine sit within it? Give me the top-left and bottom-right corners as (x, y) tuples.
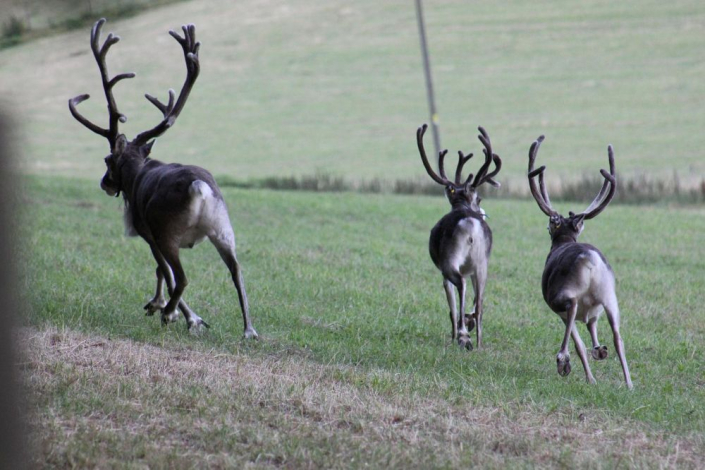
(538, 168), (552, 209)
(92, 19), (134, 145)
(69, 18), (135, 149)
(416, 124), (449, 185)
(145, 89), (176, 116)
(471, 126), (502, 188)
(134, 24), (201, 146)
(527, 135), (557, 216)
(454, 150), (474, 184)
(471, 127), (494, 187)
(579, 145), (617, 220)
(479, 153), (502, 188)
(438, 149), (449, 180)
(69, 94), (107, 137)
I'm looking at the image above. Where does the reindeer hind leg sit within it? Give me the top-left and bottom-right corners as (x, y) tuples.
(557, 299), (578, 377)
(603, 296), (633, 389)
(443, 279), (458, 342)
(473, 266), (487, 350)
(455, 276), (472, 350)
(208, 220), (257, 339)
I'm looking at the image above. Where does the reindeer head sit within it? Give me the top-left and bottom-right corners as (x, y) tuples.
(416, 124), (502, 213)
(69, 19), (200, 198)
(527, 135), (616, 242)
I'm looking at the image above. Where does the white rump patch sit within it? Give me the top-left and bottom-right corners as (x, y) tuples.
(180, 180), (218, 249)
(189, 180), (213, 199)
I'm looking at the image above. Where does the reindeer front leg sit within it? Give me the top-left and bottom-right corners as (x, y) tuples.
(149, 243), (208, 331)
(144, 267), (167, 315)
(587, 317), (608, 360)
(157, 245), (188, 326)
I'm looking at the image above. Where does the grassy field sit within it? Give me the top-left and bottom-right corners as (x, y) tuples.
(18, 175), (705, 467)
(0, 0), (704, 186)
(5, 0), (705, 467)
(1, 0), (186, 39)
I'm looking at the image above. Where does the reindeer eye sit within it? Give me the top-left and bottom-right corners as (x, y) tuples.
(449, 187), (455, 194)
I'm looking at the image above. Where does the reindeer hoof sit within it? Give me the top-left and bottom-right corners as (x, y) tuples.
(243, 327), (259, 340)
(457, 336), (473, 351)
(144, 299), (167, 316)
(187, 319), (210, 334)
(591, 345), (608, 360)
(160, 310), (179, 326)
(557, 357), (571, 377)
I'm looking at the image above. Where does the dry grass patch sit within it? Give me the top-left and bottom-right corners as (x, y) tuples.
(19, 326), (704, 469)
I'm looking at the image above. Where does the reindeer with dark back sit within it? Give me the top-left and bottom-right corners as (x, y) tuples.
(527, 136), (632, 388)
(416, 124), (501, 350)
(69, 19), (257, 338)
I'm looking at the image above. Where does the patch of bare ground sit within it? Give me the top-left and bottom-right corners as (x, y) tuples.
(19, 327), (704, 469)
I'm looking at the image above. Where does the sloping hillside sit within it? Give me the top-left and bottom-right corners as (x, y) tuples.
(1, 0), (703, 184)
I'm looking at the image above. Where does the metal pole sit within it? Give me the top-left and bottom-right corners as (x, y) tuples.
(415, 0), (441, 157)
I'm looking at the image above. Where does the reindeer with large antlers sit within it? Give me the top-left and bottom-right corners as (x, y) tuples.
(416, 124), (501, 350)
(527, 136), (632, 388)
(68, 19), (257, 338)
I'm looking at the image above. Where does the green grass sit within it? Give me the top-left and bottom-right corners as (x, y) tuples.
(7, 0), (705, 466)
(1, 0), (703, 187)
(18, 175), (705, 466)
(0, 0), (188, 48)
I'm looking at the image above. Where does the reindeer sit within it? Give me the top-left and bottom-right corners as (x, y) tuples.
(527, 135), (632, 388)
(68, 19), (257, 338)
(416, 124), (501, 350)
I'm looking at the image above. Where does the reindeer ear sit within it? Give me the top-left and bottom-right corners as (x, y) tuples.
(572, 214), (586, 229)
(140, 140), (155, 158)
(113, 134), (128, 157)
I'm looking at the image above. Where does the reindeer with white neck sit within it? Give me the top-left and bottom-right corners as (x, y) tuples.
(527, 135), (632, 388)
(416, 124), (501, 350)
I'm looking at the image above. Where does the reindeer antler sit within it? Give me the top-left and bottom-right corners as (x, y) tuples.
(454, 150), (474, 185)
(417, 124), (502, 188)
(472, 127), (502, 188)
(417, 124), (451, 185)
(133, 24), (201, 146)
(527, 135), (558, 217)
(576, 145), (616, 220)
(68, 18), (135, 151)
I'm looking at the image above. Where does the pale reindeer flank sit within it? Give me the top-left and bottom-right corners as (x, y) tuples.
(68, 19), (257, 338)
(416, 124), (502, 350)
(528, 136), (632, 388)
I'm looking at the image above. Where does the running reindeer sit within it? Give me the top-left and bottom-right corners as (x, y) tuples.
(416, 124), (501, 350)
(527, 136), (632, 388)
(69, 19), (257, 338)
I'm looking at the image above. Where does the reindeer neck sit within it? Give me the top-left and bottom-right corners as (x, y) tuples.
(118, 155), (147, 202)
(450, 201), (475, 213)
(550, 233), (579, 251)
